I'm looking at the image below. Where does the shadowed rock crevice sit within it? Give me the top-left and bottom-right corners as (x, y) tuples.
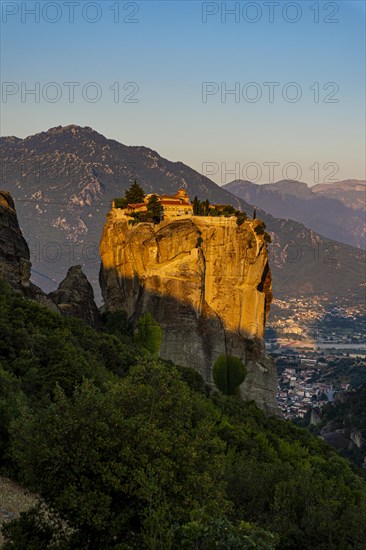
(257, 262), (272, 327)
(257, 262), (269, 293)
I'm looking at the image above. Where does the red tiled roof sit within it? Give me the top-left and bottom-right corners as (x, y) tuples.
(127, 203), (146, 208)
(161, 200), (191, 206)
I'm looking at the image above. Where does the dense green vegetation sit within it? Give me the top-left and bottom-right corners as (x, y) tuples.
(1, 281), (366, 549)
(134, 312), (163, 355)
(192, 196), (248, 225)
(192, 197), (269, 240)
(114, 181), (146, 208)
(146, 194), (163, 222)
(255, 222), (272, 243)
(114, 184), (164, 224)
(213, 355), (247, 396)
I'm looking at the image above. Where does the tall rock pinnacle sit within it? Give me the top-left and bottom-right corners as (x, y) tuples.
(100, 208), (278, 414)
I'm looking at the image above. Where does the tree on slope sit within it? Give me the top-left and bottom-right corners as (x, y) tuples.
(213, 355), (247, 396)
(125, 180), (145, 204)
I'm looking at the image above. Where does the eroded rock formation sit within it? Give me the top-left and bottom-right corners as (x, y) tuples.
(48, 265), (100, 327)
(0, 191), (58, 310)
(1, 191), (102, 325)
(100, 211), (278, 414)
(0, 191), (32, 289)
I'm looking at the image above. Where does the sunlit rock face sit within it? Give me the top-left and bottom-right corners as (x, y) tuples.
(100, 210), (278, 414)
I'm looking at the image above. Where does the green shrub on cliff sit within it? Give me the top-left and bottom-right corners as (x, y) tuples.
(307, 384), (366, 469)
(146, 193), (163, 222)
(236, 212), (247, 226)
(134, 313), (163, 355)
(254, 223), (266, 235)
(213, 355), (247, 396)
(125, 180), (145, 204)
(114, 197), (128, 209)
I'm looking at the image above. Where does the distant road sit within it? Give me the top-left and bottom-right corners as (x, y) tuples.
(275, 339), (366, 351)
(316, 343), (366, 350)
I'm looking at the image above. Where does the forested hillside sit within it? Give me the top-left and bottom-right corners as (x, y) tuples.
(1, 281), (366, 549)
(309, 385), (366, 469)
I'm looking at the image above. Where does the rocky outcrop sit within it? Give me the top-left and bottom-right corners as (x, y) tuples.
(310, 408), (322, 426)
(0, 191), (101, 324)
(48, 265), (100, 327)
(319, 405), (366, 468)
(0, 191), (31, 289)
(0, 191), (58, 310)
(320, 426), (366, 462)
(350, 429), (366, 449)
(321, 430), (350, 450)
(100, 210), (278, 414)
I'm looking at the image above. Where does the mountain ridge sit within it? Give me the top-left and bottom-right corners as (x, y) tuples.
(1, 125), (364, 307)
(223, 179), (365, 249)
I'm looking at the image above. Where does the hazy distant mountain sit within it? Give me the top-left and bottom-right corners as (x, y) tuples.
(265, 180), (314, 199)
(312, 180), (366, 212)
(223, 179), (365, 249)
(1, 125), (364, 306)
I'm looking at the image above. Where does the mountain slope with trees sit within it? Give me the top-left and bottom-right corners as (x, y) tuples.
(1, 281), (366, 548)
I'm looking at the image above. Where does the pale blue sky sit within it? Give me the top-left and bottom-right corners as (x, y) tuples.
(1, 0), (365, 184)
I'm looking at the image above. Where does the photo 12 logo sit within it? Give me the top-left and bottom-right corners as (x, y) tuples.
(1, 81), (140, 104)
(202, 82), (339, 103)
(268, 240), (341, 266)
(202, 161), (339, 184)
(1, 2), (140, 24)
(31, 241), (100, 265)
(201, 2), (340, 24)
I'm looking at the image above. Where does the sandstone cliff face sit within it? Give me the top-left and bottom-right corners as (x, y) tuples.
(0, 191), (58, 310)
(48, 265), (100, 327)
(100, 211), (278, 414)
